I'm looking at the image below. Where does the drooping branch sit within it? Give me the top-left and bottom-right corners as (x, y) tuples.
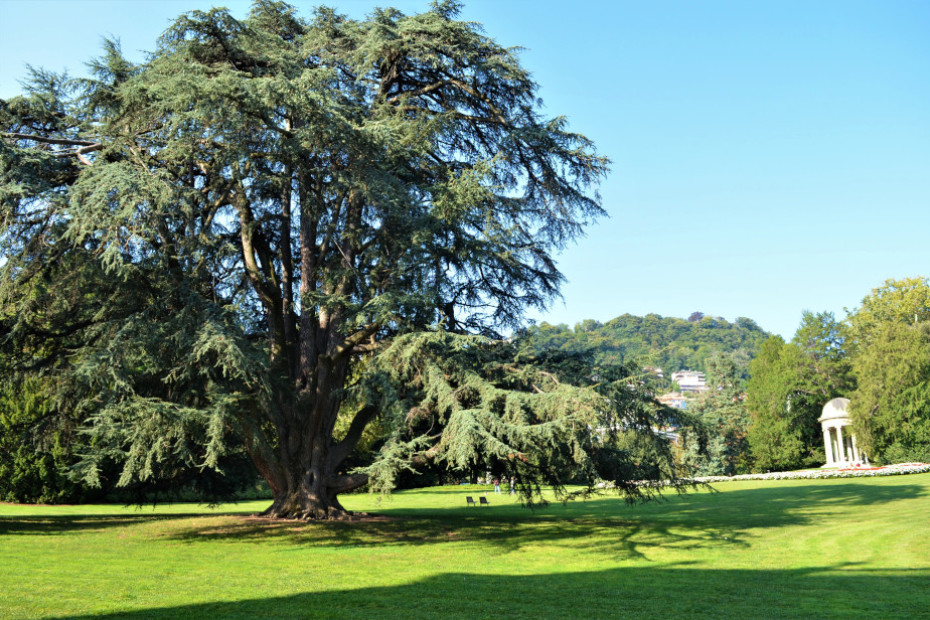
(2, 132), (103, 165)
(2, 132), (97, 147)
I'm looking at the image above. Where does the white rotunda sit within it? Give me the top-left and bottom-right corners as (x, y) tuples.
(819, 398), (866, 468)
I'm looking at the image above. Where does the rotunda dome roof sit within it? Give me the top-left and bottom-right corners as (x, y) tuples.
(819, 397), (851, 423)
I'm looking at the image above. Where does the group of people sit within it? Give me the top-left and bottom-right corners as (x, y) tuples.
(491, 476), (516, 495)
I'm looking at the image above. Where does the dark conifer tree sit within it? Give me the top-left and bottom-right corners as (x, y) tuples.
(1, 1), (681, 518)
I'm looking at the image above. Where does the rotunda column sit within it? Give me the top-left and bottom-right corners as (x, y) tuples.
(836, 424), (849, 463)
(823, 427), (834, 465)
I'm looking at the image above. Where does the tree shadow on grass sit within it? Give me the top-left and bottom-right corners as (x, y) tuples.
(154, 481), (924, 559)
(1, 481), (924, 563)
(0, 513), (239, 536)
(59, 564), (930, 619)
(165, 512), (720, 562)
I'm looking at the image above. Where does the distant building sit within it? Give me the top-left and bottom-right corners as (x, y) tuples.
(655, 428), (680, 445)
(670, 370), (707, 393)
(657, 392), (688, 410)
(643, 366), (664, 379)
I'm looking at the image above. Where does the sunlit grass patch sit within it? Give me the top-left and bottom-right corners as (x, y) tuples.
(1, 475), (928, 619)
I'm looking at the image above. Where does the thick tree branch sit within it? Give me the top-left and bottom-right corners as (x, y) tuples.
(326, 473), (368, 494)
(333, 321), (383, 362)
(385, 80), (449, 104)
(2, 132), (97, 146)
(328, 404), (380, 470)
(2, 132), (103, 164)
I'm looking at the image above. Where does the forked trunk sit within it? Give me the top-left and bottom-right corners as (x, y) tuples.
(256, 397), (370, 520)
(259, 454), (362, 520)
(261, 474), (352, 520)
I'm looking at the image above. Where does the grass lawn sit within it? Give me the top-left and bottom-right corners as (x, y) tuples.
(2, 474), (929, 619)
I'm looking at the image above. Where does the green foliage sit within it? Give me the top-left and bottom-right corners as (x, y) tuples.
(1, 2), (618, 516)
(358, 331), (682, 505)
(849, 323), (930, 463)
(0, 250), (115, 504)
(847, 278), (930, 464)
(746, 337), (808, 471)
(846, 277), (930, 350)
(69, 293), (270, 485)
(677, 351), (752, 476)
(746, 312), (853, 472)
(0, 378), (85, 503)
(520, 313), (771, 388)
(0, 227), (266, 503)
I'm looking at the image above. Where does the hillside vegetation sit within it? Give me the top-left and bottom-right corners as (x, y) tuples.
(521, 313), (771, 377)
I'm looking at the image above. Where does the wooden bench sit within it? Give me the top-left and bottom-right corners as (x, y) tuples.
(466, 496), (476, 507)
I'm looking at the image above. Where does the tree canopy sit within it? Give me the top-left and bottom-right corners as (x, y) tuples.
(846, 277), (930, 349)
(847, 278), (930, 463)
(677, 351), (752, 476)
(520, 313), (770, 382)
(746, 312), (854, 471)
(0, 1), (691, 517)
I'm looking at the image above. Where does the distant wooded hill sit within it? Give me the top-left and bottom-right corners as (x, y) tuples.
(519, 313), (772, 377)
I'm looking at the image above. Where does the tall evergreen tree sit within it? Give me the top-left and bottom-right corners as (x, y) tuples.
(677, 351), (752, 476)
(848, 278), (930, 463)
(0, 2), (687, 518)
(746, 312), (854, 471)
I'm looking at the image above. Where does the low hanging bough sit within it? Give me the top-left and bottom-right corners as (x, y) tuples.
(356, 332), (685, 509)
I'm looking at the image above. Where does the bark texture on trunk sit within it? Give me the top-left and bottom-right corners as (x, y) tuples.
(259, 450), (369, 520)
(261, 471), (353, 520)
(257, 380), (371, 520)
(240, 147), (378, 520)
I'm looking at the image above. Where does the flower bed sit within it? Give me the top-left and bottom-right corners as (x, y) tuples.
(690, 462), (930, 483)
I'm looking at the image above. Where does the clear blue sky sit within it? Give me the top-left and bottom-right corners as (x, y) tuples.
(2, 0), (928, 338)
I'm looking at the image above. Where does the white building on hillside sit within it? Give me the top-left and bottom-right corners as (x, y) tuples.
(657, 392), (688, 409)
(671, 370), (707, 393)
(643, 366), (664, 379)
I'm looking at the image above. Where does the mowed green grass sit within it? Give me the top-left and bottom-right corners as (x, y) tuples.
(2, 475), (929, 619)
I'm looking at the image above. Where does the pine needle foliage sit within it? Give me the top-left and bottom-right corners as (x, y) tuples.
(676, 351), (752, 477)
(360, 331), (682, 506)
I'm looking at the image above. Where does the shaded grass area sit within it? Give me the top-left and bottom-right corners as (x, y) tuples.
(1, 476), (929, 619)
(60, 567), (930, 620)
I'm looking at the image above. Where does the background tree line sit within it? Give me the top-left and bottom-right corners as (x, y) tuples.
(710, 277), (930, 473)
(519, 313), (770, 389)
(747, 277), (930, 470)
(520, 277), (930, 476)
